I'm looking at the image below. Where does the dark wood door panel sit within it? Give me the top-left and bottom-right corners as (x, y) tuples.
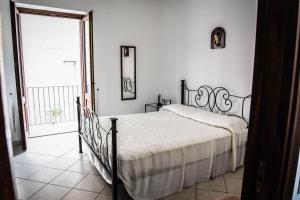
(80, 11), (95, 111)
(10, 0), (27, 150)
(242, 0), (300, 199)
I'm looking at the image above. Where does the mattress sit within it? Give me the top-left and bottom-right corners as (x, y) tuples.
(85, 104), (248, 200)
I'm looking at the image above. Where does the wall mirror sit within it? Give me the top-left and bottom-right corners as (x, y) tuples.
(120, 46), (136, 100)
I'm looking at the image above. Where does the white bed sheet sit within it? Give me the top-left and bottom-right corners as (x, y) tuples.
(86, 105), (248, 200)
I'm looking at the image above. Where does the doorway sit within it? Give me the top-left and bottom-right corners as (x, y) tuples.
(21, 14), (81, 137)
(11, 3), (95, 149)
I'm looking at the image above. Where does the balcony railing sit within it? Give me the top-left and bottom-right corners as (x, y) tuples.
(26, 85), (80, 126)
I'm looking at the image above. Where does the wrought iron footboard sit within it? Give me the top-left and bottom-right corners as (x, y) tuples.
(76, 97), (119, 200)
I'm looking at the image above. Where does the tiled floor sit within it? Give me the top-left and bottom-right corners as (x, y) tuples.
(29, 121), (77, 137)
(13, 132), (243, 200)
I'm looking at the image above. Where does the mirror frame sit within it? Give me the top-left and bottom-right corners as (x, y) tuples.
(120, 45), (136, 100)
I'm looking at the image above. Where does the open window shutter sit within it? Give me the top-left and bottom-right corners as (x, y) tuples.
(80, 11), (95, 111)
(10, 1), (28, 149)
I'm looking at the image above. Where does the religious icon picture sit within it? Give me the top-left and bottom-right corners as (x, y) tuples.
(211, 27), (226, 49)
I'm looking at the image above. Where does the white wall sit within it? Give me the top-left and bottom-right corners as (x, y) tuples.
(160, 0), (258, 101)
(0, 0), (257, 142)
(21, 14), (81, 87)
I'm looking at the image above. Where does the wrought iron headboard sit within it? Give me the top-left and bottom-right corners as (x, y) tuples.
(180, 80), (251, 125)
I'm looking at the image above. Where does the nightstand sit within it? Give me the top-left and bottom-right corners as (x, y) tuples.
(145, 99), (172, 113)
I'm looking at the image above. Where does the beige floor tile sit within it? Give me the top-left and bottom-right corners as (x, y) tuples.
(163, 188), (195, 200)
(67, 160), (94, 174)
(13, 162), (23, 169)
(26, 144), (51, 154)
(28, 155), (59, 167)
(48, 157), (78, 170)
(224, 168), (244, 179)
(101, 185), (112, 195)
(15, 177), (25, 184)
(29, 184), (70, 200)
(13, 152), (41, 163)
(197, 190), (227, 200)
(28, 168), (63, 183)
(197, 176), (227, 192)
(75, 174), (106, 193)
(96, 194), (112, 200)
(50, 171), (86, 188)
(89, 166), (101, 175)
(14, 163), (42, 178)
(225, 178), (242, 194)
(62, 149), (87, 159)
(62, 189), (99, 200)
(17, 180), (46, 200)
(42, 147), (73, 157)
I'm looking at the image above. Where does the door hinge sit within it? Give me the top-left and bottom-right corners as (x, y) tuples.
(256, 160), (266, 194)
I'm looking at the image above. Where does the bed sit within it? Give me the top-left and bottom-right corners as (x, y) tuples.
(76, 80), (251, 200)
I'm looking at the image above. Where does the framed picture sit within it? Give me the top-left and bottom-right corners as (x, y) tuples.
(120, 46), (136, 100)
(211, 27), (226, 49)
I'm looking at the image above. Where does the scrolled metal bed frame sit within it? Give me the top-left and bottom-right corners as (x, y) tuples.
(76, 97), (119, 200)
(181, 80), (251, 125)
(77, 80), (251, 200)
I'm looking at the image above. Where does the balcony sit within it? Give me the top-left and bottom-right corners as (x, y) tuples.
(26, 85), (80, 137)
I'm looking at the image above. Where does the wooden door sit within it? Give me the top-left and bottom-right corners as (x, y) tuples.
(0, 8), (17, 200)
(10, 1), (28, 150)
(80, 11), (95, 111)
(241, 0), (300, 199)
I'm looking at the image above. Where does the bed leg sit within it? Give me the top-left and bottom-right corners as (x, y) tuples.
(181, 80), (186, 105)
(76, 97), (83, 154)
(111, 118), (118, 200)
(78, 135), (83, 154)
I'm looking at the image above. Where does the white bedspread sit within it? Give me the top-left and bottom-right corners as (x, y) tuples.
(89, 104), (248, 200)
(161, 104), (247, 170)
